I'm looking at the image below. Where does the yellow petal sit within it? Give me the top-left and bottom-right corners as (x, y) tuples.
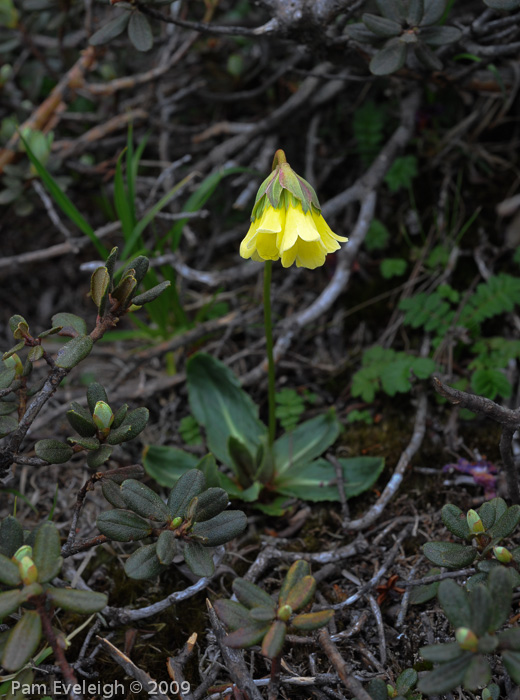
(255, 232), (280, 261)
(294, 240), (327, 269)
(279, 206), (313, 254)
(240, 221), (259, 259)
(312, 209), (348, 244)
(257, 206), (284, 233)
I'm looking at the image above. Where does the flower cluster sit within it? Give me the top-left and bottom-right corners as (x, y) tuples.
(240, 150), (347, 269)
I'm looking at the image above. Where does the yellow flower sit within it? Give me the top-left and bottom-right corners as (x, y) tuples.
(240, 150), (347, 270)
(241, 200), (347, 269)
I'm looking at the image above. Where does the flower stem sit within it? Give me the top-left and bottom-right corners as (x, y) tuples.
(263, 260), (276, 446)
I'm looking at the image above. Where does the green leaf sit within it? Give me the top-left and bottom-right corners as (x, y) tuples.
(366, 678), (388, 700)
(228, 436), (256, 484)
(195, 454), (221, 488)
(233, 578), (275, 610)
(488, 566), (512, 630)
(90, 267), (110, 314)
(501, 650), (520, 685)
(470, 584), (492, 636)
(272, 411), (340, 477)
(142, 445), (199, 488)
(33, 522), (62, 584)
(417, 653), (471, 695)
(167, 469), (206, 518)
(438, 579), (472, 628)
(275, 456), (384, 501)
(87, 445), (113, 468)
(223, 622), (271, 649)
(471, 368), (512, 400)
(420, 0), (447, 25)
(187, 353), (267, 465)
(120, 479), (170, 521)
(50, 312), (87, 337)
(127, 11), (153, 51)
(19, 134), (107, 258)
(66, 401), (96, 437)
(0, 554), (21, 586)
(407, 0), (424, 25)
(101, 479), (126, 508)
(422, 541), (477, 568)
(385, 155), (418, 192)
(409, 568), (440, 605)
(488, 505), (520, 538)
(89, 10), (130, 45)
(396, 667), (418, 694)
(156, 530), (177, 565)
(262, 620), (286, 659)
(370, 38), (407, 75)
(463, 655), (491, 691)
(183, 541), (214, 577)
(365, 218), (390, 251)
(96, 509), (152, 541)
(1, 611), (42, 672)
(213, 599), (252, 630)
(132, 281), (171, 306)
(124, 543), (163, 579)
(442, 504), (470, 538)
(284, 576), (316, 612)
(106, 407), (149, 444)
(0, 589), (23, 619)
(192, 488), (229, 522)
(34, 439), (74, 464)
(0, 516), (23, 558)
(279, 561), (310, 606)
(0, 415), (18, 437)
(190, 510), (247, 546)
(291, 609), (334, 631)
(421, 25), (461, 45)
(46, 587), (107, 613)
(55, 335), (93, 369)
(380, 258), (407, 278)
(362, 13), (402, 36)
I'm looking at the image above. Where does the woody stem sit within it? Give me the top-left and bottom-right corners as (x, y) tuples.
(263, 260), (276, 446)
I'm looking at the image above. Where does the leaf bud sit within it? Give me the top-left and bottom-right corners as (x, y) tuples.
(12, 546), (38, 585)
(277, 604), (292, 622)
(466, 509), (485, 534)
(493, 545), (513, 563)
(455, 627), (479, 651)
(93, 400), (114, 435)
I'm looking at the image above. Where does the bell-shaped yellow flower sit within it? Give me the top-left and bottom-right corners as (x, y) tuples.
(240, 150), (347, 269)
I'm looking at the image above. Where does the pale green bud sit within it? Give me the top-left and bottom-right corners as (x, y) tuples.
(277, 604), (292, 622)
(493, 546), (513, 563)
(455, 627), (478, 651)
(93, 400), (114, 434)
(467, 509), (485, 534)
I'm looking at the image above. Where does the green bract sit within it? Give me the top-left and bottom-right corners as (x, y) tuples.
(214, 560), (334, 660)
(96, 469), (247, 579)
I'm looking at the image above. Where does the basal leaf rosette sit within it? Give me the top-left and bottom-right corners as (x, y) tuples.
(240, 150), (347, 269)
(214, 560), (334, 659)
(96, 469), (247, 579)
